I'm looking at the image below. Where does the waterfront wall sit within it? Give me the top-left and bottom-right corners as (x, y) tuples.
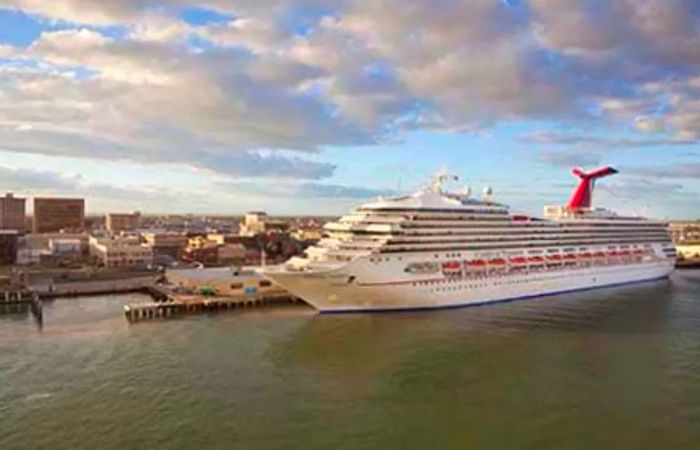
(31, 276), (157, 298)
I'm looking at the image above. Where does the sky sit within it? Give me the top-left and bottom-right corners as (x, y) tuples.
(0, 0), (698, 218)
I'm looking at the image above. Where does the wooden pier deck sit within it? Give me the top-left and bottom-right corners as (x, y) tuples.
(124, 292), (303, 322)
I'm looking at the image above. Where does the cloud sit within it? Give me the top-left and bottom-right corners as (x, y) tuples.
(295, 182), (395, 198)
(627, 163), (700, 179)
(198, 152), (336, 179)
(0, 164), (157, 200)
(537, 150), (603, 168)
(0, 28), (368, 178)
(0, 164), (216, 212)
(197, 18), (289, 52)
(0, 0), (143, 25)
(216, 180), (395, 199)
(2, 0), (700, 181)
(635, 116), (666, 134)
(599, 178), (695, 202)
(0, 165), (82, 191)
(522, 132), (696, 148)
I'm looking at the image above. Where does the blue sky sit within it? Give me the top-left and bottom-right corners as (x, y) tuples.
(0, 1), (698, 218)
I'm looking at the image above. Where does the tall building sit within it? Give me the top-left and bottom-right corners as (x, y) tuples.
(106, 212), (141, 233)
(0, 230), (19, 265)
(0, 193), (26, 233)
(33, 198), (85, 233)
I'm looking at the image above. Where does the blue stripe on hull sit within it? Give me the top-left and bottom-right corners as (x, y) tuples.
(319, 275), (671, 314)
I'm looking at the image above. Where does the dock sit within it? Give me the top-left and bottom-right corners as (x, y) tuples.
(676, 259), (700, 269)
(1, 290), (34, 305)
(0, 290), (43, 325)
(124, 292), (303, 322)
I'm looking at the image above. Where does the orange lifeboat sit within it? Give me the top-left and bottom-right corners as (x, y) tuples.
(467, 259), (486, 268)
(547, 254), (562, 261)
(563, 254), (577, 260)
(442, 261), (461, 271)
(528, 256), (545, 264)
(489, 258), (507, 266)
(579, 252), (592, 259)
(510, 256), (527, 265)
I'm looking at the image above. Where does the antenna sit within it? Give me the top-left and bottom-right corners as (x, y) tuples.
(428, 168), (459, 193)
(482, 186), (494, 202)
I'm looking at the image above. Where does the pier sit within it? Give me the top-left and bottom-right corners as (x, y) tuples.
(0, 290), (43, 325)
(124, 292), (302, 322)
(676, 258), (700, 269)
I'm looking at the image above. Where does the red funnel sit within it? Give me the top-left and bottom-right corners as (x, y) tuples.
(567, 166), (618, 209)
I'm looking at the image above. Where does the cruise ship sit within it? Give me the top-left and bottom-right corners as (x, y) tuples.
(259, 167), (676, 312)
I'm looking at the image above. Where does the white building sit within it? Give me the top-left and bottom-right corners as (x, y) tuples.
(89, 235), (153, 268)
(49, 238), (83, 255)
(16, 248), (44, 265)
(239, 211), (268, 237)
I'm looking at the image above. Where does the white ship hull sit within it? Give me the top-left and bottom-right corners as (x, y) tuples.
(261, 257), (675, 313)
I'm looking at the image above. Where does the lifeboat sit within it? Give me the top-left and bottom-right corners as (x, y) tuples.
(547, 254), (562, 261)
(608, 250), (620, 256)
(510, 256), (527, 265)
(442, 261), (462, 270)
(528, 256), (545, 264)
(563, 254), (577, 260)
(619, 250), (631, 256)
(489, 258), (507, 266)
(466, 259), (486, 268)
(579, 252), (592, 259)
(594, 251), (606, 258)
(633, 249), (645, 255)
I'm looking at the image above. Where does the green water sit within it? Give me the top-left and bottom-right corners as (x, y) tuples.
(1, 271), (700, 450)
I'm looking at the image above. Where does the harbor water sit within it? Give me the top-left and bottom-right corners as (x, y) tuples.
(1, 271), (700, 449)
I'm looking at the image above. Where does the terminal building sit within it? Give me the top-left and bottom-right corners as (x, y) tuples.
(166, 267), (282, 297)
(33, 198), (85, 233)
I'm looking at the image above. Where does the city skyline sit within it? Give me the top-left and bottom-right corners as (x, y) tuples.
(0, 1), (699, 218)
